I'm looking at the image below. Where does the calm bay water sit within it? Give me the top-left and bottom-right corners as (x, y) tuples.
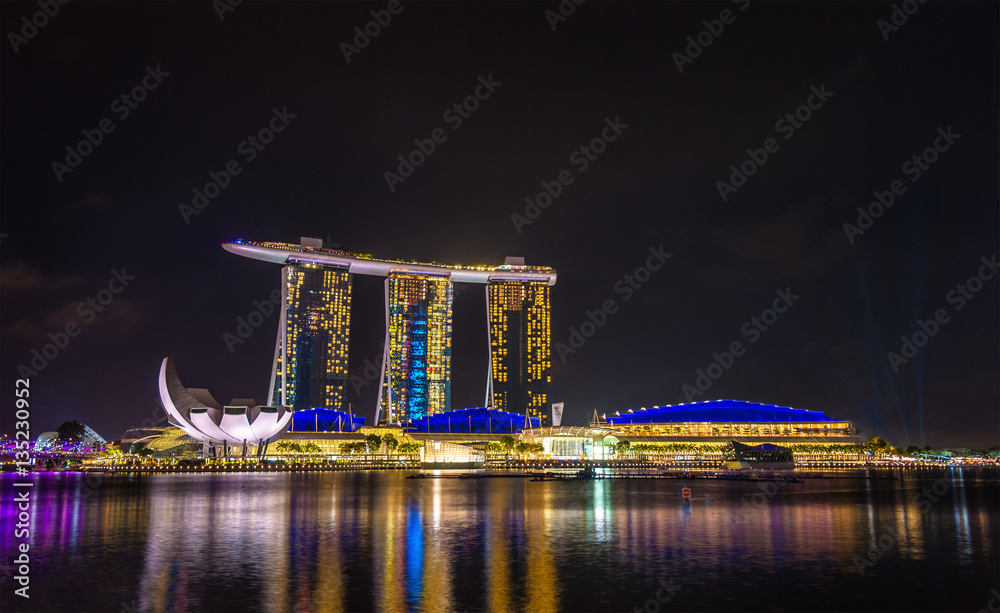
(1, 468), (997, 613)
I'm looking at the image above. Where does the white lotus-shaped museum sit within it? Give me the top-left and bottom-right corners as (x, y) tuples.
(158, 357), (292, 445)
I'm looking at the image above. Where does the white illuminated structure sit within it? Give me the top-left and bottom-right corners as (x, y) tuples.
(158, 357), (292, 449)
(222, 240), (558, 285)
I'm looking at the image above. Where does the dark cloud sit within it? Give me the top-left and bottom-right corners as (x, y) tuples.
(2, 298), (145, 341)
(0, 261), (84, 297)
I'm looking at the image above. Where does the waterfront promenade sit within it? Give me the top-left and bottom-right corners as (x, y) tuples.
(65, 456), (977, 475)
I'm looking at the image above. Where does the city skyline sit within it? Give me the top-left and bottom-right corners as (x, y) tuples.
(0, 2), (996, 449)
(2, 4), (997, 613)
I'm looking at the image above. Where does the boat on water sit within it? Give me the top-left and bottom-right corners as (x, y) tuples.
(530, 467), (598, 481)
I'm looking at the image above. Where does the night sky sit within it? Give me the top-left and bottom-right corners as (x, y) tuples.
(1, 1), (997, 448)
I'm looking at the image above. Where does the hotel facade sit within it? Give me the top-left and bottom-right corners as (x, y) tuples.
(269, 263), (352, 412)
(224, 239), (557, 427)
(487, 280), (552, 426)
(384, 273), (454, 422)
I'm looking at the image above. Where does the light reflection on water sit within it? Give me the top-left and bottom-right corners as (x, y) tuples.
(0, 468), (997, 612)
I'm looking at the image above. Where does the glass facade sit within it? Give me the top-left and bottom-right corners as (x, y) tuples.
(272, 263), (352, 412)
(262, 436), (359, 458)
(606, 421), (854, 438)
(386, 274), (453, 422)
(488, 281), (552, 426)
(422, 440), (485, 464)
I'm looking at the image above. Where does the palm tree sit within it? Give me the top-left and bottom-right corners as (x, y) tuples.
(57, 420), (86, 442)
(365, 433), (382, 455)
(864, 436), (889, 459)
(340, 442), (364, 455)
(382, 433), (398, 455)
(499, 435), (517, 454)
(398, 442), (421, 456)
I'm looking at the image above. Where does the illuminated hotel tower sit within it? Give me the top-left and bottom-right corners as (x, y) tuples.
(379, 274), (453, 423)
(487, 276), (552, 426)
(269, 263), (352, 412)
(223, 240), (555, 424)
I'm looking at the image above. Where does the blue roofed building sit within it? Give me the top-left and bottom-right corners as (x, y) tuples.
(602, 399), (856, 439)
(290, 408), (365, 432)
(404, 407), (539, 434)
(518, 399), (862, 460)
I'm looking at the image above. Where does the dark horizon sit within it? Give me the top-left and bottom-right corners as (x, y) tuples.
(1, 1), (997, 449)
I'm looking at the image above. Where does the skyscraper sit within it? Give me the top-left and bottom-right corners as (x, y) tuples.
(224, 240), (555, 424)
(269, 263), (352, 412)
(487, 279), (552, 426)
(381, 273), (453, 423)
